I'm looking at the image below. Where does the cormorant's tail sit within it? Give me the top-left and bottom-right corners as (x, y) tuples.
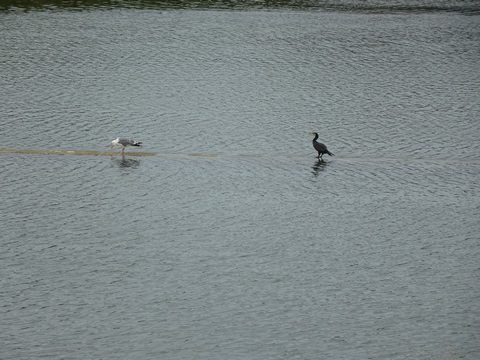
(328, 151), (334, 156)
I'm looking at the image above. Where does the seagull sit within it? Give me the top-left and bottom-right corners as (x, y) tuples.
(110, 137), (142, 155)
(312, 132), (334, 161)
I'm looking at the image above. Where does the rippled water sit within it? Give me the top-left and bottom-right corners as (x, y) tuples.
(1, 3), (479, 359)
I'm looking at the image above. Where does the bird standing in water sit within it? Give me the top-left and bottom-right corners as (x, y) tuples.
(111, 137), (142, 155)
(312, 132), (334, 161)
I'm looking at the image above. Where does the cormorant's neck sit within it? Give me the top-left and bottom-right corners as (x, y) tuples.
(313, 133), (319, 141)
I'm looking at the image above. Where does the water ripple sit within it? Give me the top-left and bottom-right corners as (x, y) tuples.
(1, 9), (479, 360)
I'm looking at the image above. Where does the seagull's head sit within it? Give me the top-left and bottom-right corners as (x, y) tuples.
(110, 138), (119, 150)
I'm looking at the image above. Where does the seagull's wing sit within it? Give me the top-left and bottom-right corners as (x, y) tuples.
(117, 138), (136, 146)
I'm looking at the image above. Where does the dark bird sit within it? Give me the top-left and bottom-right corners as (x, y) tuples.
(110, 137), (142, 155)
(312, 132), (334, 160)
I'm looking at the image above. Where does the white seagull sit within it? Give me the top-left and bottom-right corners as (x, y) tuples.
(110, 137), (142, 155)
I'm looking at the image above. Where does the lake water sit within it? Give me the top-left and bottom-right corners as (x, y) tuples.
(1, 1), (479, 359)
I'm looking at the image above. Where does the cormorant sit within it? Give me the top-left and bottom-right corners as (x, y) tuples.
(312, 132), (334, 160)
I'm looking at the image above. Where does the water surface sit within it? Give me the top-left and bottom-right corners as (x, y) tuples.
(1, 3), (479, 359)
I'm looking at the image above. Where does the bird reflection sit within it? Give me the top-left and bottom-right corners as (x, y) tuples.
(311, 159), (328, 175)
(111, 155), (140, 169)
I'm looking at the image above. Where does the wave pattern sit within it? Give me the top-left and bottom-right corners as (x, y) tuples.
(1, 11), (478, 160)
(1, 151), (479, 359)
(1, 8), (479, 360)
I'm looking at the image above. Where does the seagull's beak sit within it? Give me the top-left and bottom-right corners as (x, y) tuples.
(110, 144), (114, 150)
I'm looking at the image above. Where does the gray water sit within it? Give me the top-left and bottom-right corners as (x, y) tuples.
(1, 2), (479, 359)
